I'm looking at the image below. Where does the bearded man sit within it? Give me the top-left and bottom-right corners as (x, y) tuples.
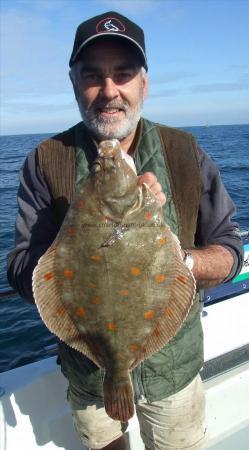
(8, 11), (243, 450)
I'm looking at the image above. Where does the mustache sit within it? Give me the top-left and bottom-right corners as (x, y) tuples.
(90, 100), (129, 113)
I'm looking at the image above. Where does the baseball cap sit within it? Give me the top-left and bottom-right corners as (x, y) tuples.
(69, 11), (148, 70)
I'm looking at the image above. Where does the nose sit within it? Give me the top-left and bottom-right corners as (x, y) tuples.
(100, 76), (119, 100)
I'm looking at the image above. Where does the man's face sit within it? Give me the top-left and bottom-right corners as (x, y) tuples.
(71, 39), (148, 142)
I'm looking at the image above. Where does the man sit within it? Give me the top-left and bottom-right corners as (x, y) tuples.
(7, 11), (243, 450)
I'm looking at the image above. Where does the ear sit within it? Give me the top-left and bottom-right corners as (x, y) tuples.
(69, 70), (80, 100)
(142, 72), (148, 99)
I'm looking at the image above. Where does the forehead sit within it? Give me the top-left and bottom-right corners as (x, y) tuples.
(79, 38), (142, 68)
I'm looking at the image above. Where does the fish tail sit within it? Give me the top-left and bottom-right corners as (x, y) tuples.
(103, 373), (134, 422)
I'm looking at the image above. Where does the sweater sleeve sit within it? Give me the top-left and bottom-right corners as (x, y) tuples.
(195, 147), (244, 281)
(7, 149), (60, 303)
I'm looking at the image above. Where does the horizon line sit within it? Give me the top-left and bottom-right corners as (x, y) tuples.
(1, 122), (249, 138)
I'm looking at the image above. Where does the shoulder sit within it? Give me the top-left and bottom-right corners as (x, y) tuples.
(22, 122), (83, 169)
(35, 123), (83, 179)
(21, 123), (83, 188)
(142, 117), (196, 142)
(37, 121), (83, 151)
(197, 146), (220, 180)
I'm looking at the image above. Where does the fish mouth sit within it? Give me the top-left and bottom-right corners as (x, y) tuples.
(97, 139), (120, 158)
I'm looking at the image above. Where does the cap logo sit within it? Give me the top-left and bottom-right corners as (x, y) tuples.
(96, 17), (125, 33)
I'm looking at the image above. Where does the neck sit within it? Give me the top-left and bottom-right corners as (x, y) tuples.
(122, 120), (142, 155)
(119, 129), (137, 153)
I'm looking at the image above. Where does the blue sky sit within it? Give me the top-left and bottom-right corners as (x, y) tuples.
(1, 0), (249, 135)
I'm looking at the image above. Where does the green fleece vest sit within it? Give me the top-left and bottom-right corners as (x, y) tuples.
(37, 118), (204, 404)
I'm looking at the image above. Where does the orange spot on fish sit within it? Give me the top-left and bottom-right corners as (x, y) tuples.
(91, 296), (101, 305)
(43, 272), (54, 281)
(90, 255), (102, 262)
(56, 306), (66, 316)
(119, 289), (129, 297)
(76, 307), (86, 317)
(153, 329), (161, 337)
(165, 307), (173, 318)
(77, 200), (85, 209)
(154, 274), (166, 283)
(68, 227), (76, 236)
(158, 237), (166, 245)
(144, 211), (153, 220)
(63, 269), (74, 279)
(177, 275), (187, 284)
(130, 344), (139, 353)
(131, 267), (141, 276)
(106, 322), (117, 332)
(144, 310), (155, 320)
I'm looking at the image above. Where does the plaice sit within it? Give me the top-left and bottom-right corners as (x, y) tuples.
(32, 139), (196, 422)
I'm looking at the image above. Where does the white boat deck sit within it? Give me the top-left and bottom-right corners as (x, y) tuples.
(1, 291), (249, 450)
(1, 356), (249, 449)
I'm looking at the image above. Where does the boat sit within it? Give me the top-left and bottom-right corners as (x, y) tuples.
(0, 231), (248, 450)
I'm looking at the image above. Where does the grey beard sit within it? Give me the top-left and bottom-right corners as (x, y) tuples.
(77, 98), (143, 141)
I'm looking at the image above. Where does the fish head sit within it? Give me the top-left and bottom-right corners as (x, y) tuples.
(92, 139), (138, 202)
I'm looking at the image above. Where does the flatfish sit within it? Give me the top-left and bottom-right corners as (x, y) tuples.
(32, 139), (195, 422)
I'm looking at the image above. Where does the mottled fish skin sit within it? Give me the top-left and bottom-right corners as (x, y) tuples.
(32, 139), (195, 422)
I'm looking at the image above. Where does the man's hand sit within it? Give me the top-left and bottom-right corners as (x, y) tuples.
(138, 172), (166, 206)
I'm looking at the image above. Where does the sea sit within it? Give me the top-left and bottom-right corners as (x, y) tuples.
(0, 124), (248, 373)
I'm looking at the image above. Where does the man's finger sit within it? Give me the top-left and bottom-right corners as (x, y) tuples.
(137, 172), (166, 206)
(151, 181), (162, 195)
(156, 191), (166, 206)
(137, 172), (157, 186)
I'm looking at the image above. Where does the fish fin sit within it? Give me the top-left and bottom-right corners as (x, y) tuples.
(32, 248), (102, 367)
(103, 373), (134, 422)
(131, 258), (195, 370)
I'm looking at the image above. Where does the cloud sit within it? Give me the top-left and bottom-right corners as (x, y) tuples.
(2, 0), (71, 12)
(95, 0), (159, 15)
(147, 70), (195, 98)
(0, 6), (74, 104)
(149, 71), (195, 85)
(148, 89), (181, 99)
(97, 0), (186, 22)
(2, 101), (76, 114)
(1, 9), (64, 71)
(146, 73), (249, 100)
(229, 64), (249, 71)
(190, 77), (249, 94)
(143, 96), (249, 127)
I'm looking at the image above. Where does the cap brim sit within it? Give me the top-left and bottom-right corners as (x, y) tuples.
(70, 33), (147, 70)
